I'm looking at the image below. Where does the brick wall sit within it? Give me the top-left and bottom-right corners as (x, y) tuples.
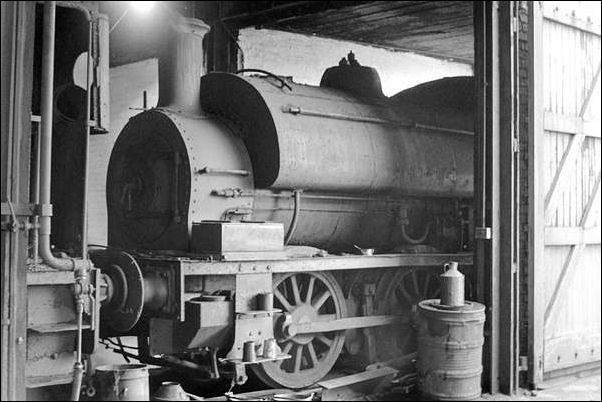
(518, 1), (530, 381)
(87, 29), (472, 245)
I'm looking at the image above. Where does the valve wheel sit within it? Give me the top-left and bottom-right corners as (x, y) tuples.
(251, 272), (346, 389)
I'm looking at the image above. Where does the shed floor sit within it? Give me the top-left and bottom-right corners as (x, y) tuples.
(383, 371), (601, 401)
(480, 372), (601, 401)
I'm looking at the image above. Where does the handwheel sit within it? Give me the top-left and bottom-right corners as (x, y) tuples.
(251, 272), (347, 389)
(374, 267), (441, 363)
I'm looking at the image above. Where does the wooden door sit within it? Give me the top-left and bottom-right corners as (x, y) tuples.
(530, 2), (601, 384)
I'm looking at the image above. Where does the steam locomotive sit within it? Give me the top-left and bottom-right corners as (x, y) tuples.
(91, 17), (475, 389)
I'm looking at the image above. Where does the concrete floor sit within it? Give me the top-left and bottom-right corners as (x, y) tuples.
(481, 372), (601, 401)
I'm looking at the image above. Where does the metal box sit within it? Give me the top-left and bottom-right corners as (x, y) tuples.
(190, 221), (284, 253)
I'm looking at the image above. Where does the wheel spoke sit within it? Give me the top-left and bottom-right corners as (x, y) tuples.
(312, 291), (331, 311)
(274, 288), (293, 311)
(316, 334), (333, 347)
(305, 276), (316, 303)
(422, 272), (431, 298)
(281, 341), (293, 354)
(307, 342), (319, 368)
(290, 275), (302, 304)
(254, 272), (346, 388)
(398, 283), (414, 305)
(294, 345), (303, 373)
(278, 342), (294, 368)
(411, 270), (420, 297)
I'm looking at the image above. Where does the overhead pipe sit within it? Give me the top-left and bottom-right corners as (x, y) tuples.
(38, 1), (90, 271)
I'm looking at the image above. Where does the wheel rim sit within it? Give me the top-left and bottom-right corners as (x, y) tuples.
(374, 267), (440, 363)
(251, 272), (346, 389)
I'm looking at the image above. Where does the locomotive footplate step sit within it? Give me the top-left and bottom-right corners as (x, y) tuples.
(218, 353), (291, 365)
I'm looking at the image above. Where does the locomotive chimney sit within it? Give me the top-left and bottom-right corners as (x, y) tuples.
(157, 15), (210, 113)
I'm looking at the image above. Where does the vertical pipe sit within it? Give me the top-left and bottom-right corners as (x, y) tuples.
(38, 0), (88, 271)
(80, 20), (92, 259)
(31, 120), (41, 262)
(39, 0), (56, 224)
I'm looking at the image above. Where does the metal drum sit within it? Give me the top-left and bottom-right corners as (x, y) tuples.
(416, 299), (485, 401)
(95, 364), (150, 401)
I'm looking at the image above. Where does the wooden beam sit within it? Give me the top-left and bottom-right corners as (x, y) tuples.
(544, 111), (600, 138)
(544, 133), (585, 217)
(497, 1), (519, 394)
(544, 243), (586, 325)
(544, 227), (601, 246)
(543, 12), (601, 37)
(580, 172), (601, 228)
(544, 333), (601, 372)
(528, 0), (545, 387)
(578, 62), (601, 118)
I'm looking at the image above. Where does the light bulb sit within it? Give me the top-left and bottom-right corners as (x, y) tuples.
(130, 1), (156, 14)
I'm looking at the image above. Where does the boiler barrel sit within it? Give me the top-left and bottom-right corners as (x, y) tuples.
(416, 300), (485, 401)
(200, 74), (474, 198)
(107, 76), (474, 251)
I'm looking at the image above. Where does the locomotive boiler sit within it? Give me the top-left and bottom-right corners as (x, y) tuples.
(93, 15), (475, 390)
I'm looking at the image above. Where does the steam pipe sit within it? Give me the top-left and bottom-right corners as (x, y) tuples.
(284, 190), (301, 245)
(38, 1), (90, 271)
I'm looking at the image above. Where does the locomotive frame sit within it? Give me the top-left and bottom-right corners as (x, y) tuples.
(92, 248), (474, 388)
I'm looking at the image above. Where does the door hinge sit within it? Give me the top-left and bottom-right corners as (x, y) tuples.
(513, 138), (520, 153)
(519, 355), (528, 371)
